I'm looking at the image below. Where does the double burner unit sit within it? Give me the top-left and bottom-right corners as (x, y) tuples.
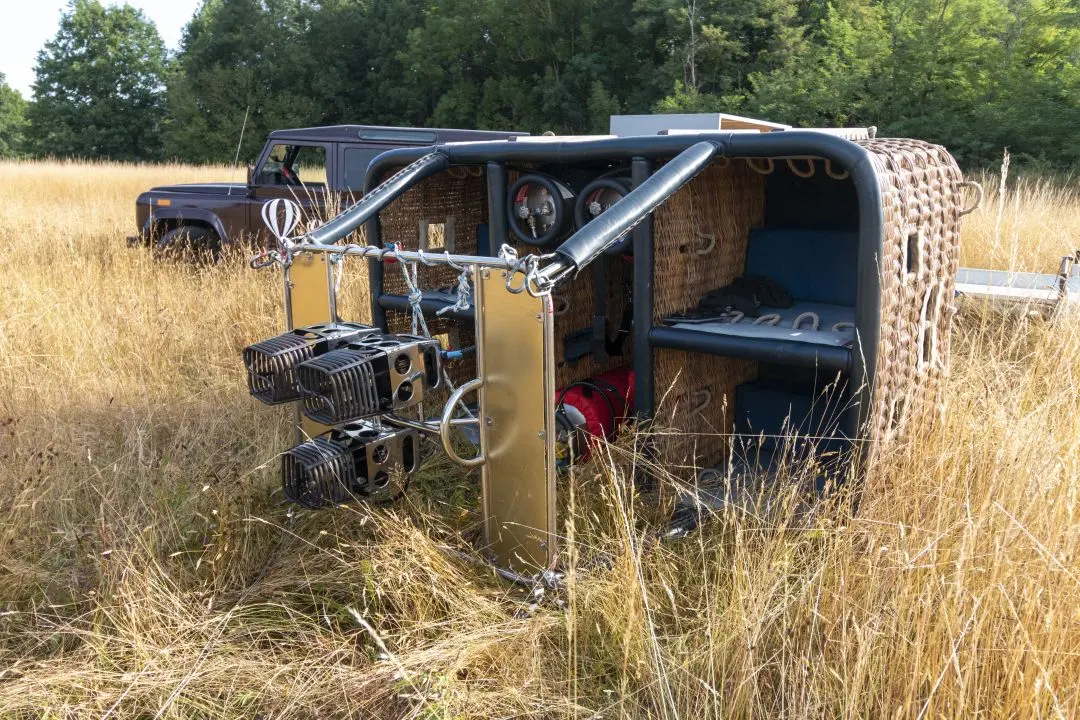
(242, 131), (974, 573)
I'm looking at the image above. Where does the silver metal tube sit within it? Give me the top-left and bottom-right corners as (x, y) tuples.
(289, 242), (523, 272)
(440, 378), (486, 468)
(385, 414), (478, 436)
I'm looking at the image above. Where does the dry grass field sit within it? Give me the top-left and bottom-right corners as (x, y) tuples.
(0, 157), (1078, 718)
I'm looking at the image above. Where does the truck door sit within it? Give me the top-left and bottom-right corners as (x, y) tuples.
(250, 142), (329, 243)
(338, 144), (382, 201)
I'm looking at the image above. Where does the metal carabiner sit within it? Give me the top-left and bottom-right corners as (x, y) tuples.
(505, 266), (530, 294)
(249, 250), (282, 270)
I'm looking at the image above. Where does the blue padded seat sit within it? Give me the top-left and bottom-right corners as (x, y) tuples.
(745, 229), (859, 307)
(734, 381), (850, 454)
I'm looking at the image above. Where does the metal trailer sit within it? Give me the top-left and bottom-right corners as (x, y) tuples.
(955, 253), (1080, 310)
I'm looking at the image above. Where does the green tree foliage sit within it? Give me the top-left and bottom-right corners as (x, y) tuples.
(743, 0), (891, 127)
(639, 0), (810, 113)
(164, 0), (427, 162)
(743, 0), (1080, 168)
(19, 0), (1080, 168)
(303, 0), (426, 127)
(399, 0), (649, 134)
(163, 0), (319, 163)
(27, 0), (167, 161)
(0, 74), (27, 157)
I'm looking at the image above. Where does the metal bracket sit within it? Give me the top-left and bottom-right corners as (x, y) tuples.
(474, 268), (557, 572)
(285, 250), (335, 442)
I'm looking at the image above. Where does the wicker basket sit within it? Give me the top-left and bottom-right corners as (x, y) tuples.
(379, 169), (487, 298)
(856, 139), (963, 462)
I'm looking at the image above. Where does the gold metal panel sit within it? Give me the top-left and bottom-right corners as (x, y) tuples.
(287, 252), (334, 329)
(286, 251), (334, 440)
(475, 269), (557, 571)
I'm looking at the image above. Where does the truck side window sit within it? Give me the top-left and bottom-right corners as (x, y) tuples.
(343, 147), (380, 189)
(255, 144), (327, 187)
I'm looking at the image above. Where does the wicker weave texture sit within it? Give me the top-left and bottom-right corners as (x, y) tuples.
(379, 169), (487, 298)
(654, 350), (758, 470)
(652, 161), (766, 320)
(651, 160), (765, 468)
(856, 138), (964, 459)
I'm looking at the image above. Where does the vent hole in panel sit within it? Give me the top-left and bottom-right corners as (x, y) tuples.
(906, 231), (921, 274)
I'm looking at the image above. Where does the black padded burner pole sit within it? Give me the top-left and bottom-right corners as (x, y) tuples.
(631, 156), (655, 419)
(485, 162), (508, 255)
(349, 151), (452, 331)
(547, 141), (719, 273)
(310, 150), (450, 245)
(649, 326), (852, 373)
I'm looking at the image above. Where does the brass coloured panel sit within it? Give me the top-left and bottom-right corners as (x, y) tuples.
(286, 251), (335, 440)
(475, 269), (557, 571)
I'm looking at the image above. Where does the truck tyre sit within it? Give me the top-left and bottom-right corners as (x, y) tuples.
(153, 225), (221, 263)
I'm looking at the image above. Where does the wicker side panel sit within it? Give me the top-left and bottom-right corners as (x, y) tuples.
(857, 139), (964, 460)
(651, 160), (764, 470)
(379, 169), (487, 297)
(652, 161), (766, 320)
(654, 350), (758, 470)
(377, 169), (486, 395)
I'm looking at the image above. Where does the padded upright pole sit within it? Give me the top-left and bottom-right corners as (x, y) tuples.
(631, 156), (655, 419)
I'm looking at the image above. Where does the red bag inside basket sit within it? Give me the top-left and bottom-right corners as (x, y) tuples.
(556, 367), (634, 463)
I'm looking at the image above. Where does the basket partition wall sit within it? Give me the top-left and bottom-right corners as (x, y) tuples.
(356, 132), (964, 480)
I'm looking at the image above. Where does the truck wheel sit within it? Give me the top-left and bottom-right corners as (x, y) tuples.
(153, 225), (221, 263)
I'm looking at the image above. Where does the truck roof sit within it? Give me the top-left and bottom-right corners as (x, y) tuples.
(266, 124), (528, 145)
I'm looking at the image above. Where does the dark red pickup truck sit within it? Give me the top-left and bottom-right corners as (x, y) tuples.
(132, 125), (525, 257)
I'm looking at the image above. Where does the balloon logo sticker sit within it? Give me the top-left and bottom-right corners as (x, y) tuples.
(260, 198), (302, 246)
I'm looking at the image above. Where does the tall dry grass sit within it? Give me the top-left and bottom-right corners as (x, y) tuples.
(0, 159), (1078, 718)
(960, 154), (1079, 271)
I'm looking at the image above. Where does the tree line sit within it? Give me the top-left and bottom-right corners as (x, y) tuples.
(1, 0), (1078, 171)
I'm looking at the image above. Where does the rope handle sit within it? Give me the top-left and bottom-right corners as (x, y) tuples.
(694, 230), (716, 256)
(746, 158), (775, 175)
(753, 313), (781, 326)
(958, 180), (984, 217)
(786, 158), (816, 179)
(824, 159), (849, 180)
(690, 388), (712, 416)
(792, 312), (821, 331)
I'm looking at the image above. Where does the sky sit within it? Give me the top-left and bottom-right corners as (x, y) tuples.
(1, 0), (204, 98)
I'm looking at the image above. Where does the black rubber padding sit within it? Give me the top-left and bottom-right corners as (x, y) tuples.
(574, 177), (633, 254)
